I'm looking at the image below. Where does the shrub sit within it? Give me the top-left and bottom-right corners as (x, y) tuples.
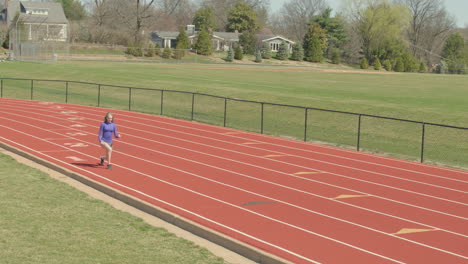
(254, 49), (262, 63)
(275, 41), (289, 60)
(290, 43), (304, 61)
(374, 58), (381, 70)
(234, 45), (243, 60)
(145, 43), (155, 57)
(394, 58), (404, 72)
(383, 60), (392, 71)
(419, 62), (427, 73)
(262, 43), (272, 59)
(331, 49), (340, 64)
(226, 47), (233, 62)
(360, 57), (368, 69)
(162, 47), (172, 59)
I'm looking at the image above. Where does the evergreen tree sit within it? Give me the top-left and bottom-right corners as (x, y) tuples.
(374, 58), (381, 70)
(383, 60), (392, 71)
(146, 43), (155, 57)
(175, 26), (190, 59)
(360, 57), (369, 69)
(226, 46), (234, 62)
(126, 44), (136, 56)
(275, 41), (289, 60)
(194, 29), (212, 55)
(303, 23), (327, 62)
(419, 62), (427, 73)
(290, 43), (304, 61)
(239, 30), (257, 55)
(193, 7), (217, 31)
(176, 26), (190, 50)
(442, 33), (466, 74)
(262, 43), (272, 59)
(312, 8), (347, 58)
(2, 32), (9, 49)
(254, 49), (262, 63)
(162, 47), (172, 59)
(56, 0), (86, 20)
(401, 52), (418, 72)
(234, 45), (243, 60)
(331, 49), (340, 64)
(394, 58), (404, 72)
(154, 44), (161, 56)
(226, 1), (259, 33)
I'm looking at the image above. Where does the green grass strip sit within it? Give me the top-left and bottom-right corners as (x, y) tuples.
(0, 153), (224, 264)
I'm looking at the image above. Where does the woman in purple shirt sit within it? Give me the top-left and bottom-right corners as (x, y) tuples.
(98, 112), (121, 169)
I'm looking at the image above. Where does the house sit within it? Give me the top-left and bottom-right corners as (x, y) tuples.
(3, 0), (68, 42)
(151, 25), (295, 53)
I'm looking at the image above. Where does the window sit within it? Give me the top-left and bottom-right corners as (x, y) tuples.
(26, 8), (48, 15)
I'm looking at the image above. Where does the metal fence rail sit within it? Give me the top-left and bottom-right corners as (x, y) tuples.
(1, 77), (467, 169)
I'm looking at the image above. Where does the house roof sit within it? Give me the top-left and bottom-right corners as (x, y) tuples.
(258, 35), (296, 44)
(7, 1), (68, 26)
(151, 29), (293, 44)
(212, 32), (239, 41)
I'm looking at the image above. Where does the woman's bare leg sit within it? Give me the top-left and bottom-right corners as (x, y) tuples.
(100, 142), (112, 164)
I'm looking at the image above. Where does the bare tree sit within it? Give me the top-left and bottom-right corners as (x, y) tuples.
(270, 0), (327, 41)
(396, 0), (455, 63)
(111, 0), (187, 45)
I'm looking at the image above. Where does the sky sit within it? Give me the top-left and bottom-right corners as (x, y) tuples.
(269, 0), (468, 28)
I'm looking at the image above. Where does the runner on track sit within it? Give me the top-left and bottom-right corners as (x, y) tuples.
(98, 112), (121, 169)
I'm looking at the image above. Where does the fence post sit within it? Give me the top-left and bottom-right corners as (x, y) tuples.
(223, 98), (227, 127)
(31, 80), (34, 100)
(128, 88), (132, 111)
(260, 103), (264, 134)
(304, 108), (308, 142)
(160, 90), (164, 115)
(65, 81), (68, 103)
(98, 84), (101, 107)
(357, 114), (362, 151)
(191, 93), (195, 121)
(420, 123), (426, 163)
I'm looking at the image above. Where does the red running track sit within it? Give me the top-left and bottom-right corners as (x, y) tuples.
(0, 98), (467, 264)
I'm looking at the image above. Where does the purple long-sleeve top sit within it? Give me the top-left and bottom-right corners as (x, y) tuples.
(98, 122), (119, 144)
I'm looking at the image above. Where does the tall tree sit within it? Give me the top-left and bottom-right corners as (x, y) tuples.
(226, 1), (259, 33)
(303, 23), (327, 62)
(442, 33), (466, 74)
(396, 0), (455, 64)
(193, 7), (217, 31)
(311, 8), (347, 57)
(56, 0), (86, 21)
(194, 28), (212, 55)
(239, 29), (257, 55)
(352, 0), (411, 61)
(271, 0), (327, 41)
(200, 0), (268, 31)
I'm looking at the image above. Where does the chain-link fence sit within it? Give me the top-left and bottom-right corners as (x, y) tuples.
(1, 78), (467, 170)
(8, 16), (69, 63)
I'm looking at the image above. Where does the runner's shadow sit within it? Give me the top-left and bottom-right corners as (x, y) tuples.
(71, 162), (101, 168)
